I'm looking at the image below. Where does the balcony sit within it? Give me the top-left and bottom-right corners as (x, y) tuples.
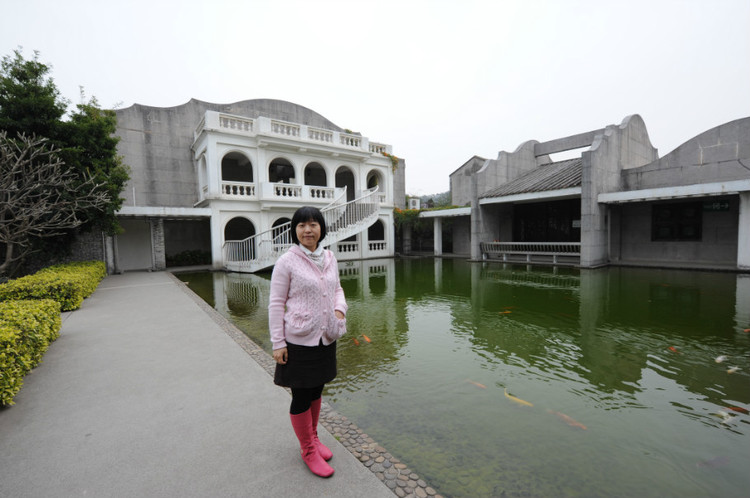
(194, 110), (392, 157)
(218, 181), (341, 203)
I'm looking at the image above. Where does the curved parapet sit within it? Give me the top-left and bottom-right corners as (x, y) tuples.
(622, 116), (750, 190)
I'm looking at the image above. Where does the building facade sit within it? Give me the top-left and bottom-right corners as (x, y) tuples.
(111, 99), (405, 273)
(426, 115), (750, 271)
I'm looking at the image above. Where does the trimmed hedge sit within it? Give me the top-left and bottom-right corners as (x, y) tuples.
(0, 299), (61, 406)
(0, 261), (106, 311)
(0, 261), (105, 406)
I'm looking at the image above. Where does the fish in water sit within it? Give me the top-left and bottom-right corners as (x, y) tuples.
(361, 334), (371, 343)
(504, 388), (533, 407)
(727, 366), (741, 374)
(668, 346), (680, 354)
(727, 406), (750, 415)
(547, 410), (587, 430)
(713, 411), (734, 423)
(696, 455), (729, 469)
(352, 337), (360, 346)
(715, 355), (728, 363)
(499, 311), (512, 315)
(466, 380), (487, 389)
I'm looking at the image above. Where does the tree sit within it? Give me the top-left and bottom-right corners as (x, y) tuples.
(0, 48), (128, 274)
(0, 132), (110, 275)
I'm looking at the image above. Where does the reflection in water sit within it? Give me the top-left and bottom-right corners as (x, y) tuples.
(179, 259), (750, 498)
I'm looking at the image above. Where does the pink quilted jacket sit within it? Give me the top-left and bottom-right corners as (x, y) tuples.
(268, 245), (348, 350)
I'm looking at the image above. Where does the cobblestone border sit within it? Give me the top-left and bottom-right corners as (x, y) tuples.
(169, 272), (443, 498)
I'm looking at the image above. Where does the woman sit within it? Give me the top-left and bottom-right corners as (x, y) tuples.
(268, 206), (348, 478)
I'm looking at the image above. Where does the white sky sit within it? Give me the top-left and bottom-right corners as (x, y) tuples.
(2, 0), (748, 196)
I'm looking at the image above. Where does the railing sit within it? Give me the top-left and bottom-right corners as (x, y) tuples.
(218, 181), (337, 202)
(223, 185), (381, 273)
(222, 181), (256, 197)
(480, 242), (581, 266)
(195, 111), (393, 156)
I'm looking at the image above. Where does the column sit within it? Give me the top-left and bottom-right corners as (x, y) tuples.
(433, 217), (443, 256)
(738, 192), (750, 270)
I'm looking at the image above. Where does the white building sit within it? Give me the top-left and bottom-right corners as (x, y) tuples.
(112, 99), (405, 273)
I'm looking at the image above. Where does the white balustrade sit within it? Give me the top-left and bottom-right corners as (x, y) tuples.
(369, 142), (387, 154)
(271, 120), (300, 137)
(220, 115), (254, 133)
(308, 127), (333, 143)
(337, 242), (359, 253)
(368, 241), (387, 251)
(340, 133), (361, 147)
(273, 184), (303, 198)
(222, 182), (256, 198)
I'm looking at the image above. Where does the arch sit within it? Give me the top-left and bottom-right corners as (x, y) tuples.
(272, 217), (292, 247)
(335, 166), (356, 201)
(198, 155), (208, 196)
(368, 219), (385, 241)
(269, 157), (296, 183)
(224, 216), (256, 241)
(221, 151), (253, 182)
(366, 169), (383, 190)
(304, 162), (327, 187)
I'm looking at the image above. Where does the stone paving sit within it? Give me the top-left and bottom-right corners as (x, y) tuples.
(172, 274), (443, 498)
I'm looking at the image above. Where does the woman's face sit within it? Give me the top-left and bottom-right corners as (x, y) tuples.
(296, 219), (321, 251)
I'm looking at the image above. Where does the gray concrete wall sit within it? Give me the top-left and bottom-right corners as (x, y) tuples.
(451, 218), (471, 255)
(117, 219), (153, 271)
(622, 117), (750, 190)
(581, 115), (658, 267)
(393, 158), (407, 209)
(115, 99), (349, 209)
(616, 198), (739, 266)
(450, 156), (487, 206)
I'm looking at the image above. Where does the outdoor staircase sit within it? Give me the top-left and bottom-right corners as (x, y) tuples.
(223, 186), (381, 273)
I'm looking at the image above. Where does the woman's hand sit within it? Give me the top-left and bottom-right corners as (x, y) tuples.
(273, 347), (288, 365)
(335, 310), (345, 320)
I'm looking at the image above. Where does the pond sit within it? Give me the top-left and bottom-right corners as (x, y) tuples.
(177, 258), (750, 497)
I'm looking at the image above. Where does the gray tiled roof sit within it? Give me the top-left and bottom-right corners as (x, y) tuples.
(480, 158), (582, 198)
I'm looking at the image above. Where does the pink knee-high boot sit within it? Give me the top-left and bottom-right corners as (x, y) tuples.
(310, 398), (333, 461)
(290, 409), (334, 477)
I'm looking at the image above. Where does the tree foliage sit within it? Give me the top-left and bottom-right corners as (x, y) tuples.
(0, 48), (129, 275)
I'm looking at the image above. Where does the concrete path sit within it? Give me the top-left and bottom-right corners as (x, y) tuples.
(0, 271), (394, 498)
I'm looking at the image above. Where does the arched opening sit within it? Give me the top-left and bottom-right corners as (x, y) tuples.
(304, 162), (327, 187)
(366, 170), (382, 190)
(272, 217), (292, 248)
(224, 217), (256, 241)
(269, 157), (295, 183)
(221, 152), (253, 182)
(368, 219), (385, 241)
(335, 166), (355, 201)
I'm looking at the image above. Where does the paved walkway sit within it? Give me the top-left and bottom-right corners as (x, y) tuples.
(0, 271), (394, 498)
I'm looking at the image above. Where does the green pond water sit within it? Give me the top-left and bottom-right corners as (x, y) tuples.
(177, 258), (750, 497)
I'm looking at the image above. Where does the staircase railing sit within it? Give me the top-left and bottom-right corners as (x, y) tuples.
(223, 185), (381, 273)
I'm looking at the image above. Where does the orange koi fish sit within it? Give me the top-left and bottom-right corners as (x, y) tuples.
(499, 311), (512, 315)
(727, 366), (741, 374)
(352, 338), (360, 346)
(362, 334), (371, 343)
(668, 346), (680, 354)
(466, 380), (487, 389)
(727, 406), (749, 415)
(547, 410), (587, 430)
(504, 388), (533, 407)
(744, 328), (750, 333)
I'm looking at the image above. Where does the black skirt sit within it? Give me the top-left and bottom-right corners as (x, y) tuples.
(274, 339), (337, 388)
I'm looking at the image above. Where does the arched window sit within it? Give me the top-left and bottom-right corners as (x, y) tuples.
(335, 166), (355, 201)
(272, 217), (292, 247)
(368, 219), (385, 241)
(304, 162), (327, 186)
(221, 152), (253, 182)
(224, 217), (256, 241)
(366, 170), (381, 190)
(269, 157), (295, 183)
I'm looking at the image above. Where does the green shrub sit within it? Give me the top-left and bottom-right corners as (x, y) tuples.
(0, 260), (105, 311)
(0, 299), (61, 406)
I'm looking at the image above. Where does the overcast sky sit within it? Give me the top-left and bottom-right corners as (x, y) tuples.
(2, 0), (748, 196)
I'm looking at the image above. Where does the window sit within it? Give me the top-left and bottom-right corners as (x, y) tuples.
(651, 202), (702, 241)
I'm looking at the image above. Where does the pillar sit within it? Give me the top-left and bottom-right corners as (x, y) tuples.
(738, 192), (750, 270)
(433, 217), (443, 256)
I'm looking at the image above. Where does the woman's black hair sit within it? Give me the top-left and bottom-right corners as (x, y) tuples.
(290, 206), (327, 244)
